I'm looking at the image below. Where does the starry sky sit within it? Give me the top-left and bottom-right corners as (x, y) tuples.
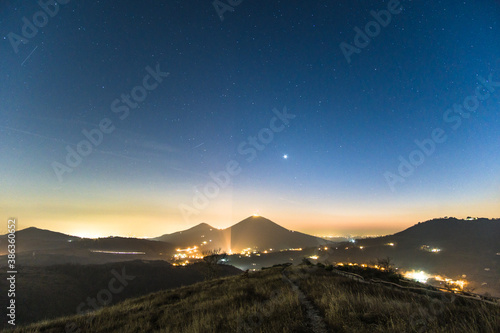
(1, 0), (499, 238)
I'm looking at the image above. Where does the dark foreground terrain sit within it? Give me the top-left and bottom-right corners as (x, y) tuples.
(8, 263), (499, 333)
(0, 260), (241, 328)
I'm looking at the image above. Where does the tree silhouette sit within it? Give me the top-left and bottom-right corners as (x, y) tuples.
(377, 257), (395, 272)
(201, 248), (228, 279)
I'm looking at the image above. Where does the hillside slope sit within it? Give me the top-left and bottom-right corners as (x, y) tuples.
(10, 265), (499, 333)
(0, 260), (241, 328)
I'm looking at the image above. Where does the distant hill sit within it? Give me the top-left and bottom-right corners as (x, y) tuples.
(0, 227), (80, 254)
(154, 222), (228, 249)
(0, 227), (175, 266)
(154, 216), (331, 252)
(355, 217), (500, 261)
(361, 217), (500, 249)
(321, 217), (500, 296)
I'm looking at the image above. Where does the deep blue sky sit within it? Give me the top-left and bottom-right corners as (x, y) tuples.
(1, 0), (499, 237)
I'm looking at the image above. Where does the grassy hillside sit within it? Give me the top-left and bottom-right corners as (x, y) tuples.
(0, 260), (241, 328)
(9, 264), (499, 333)
(289, 266), (500, 332)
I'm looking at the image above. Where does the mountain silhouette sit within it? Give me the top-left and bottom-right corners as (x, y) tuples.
(0, 227), (80, 254)
(359, 217), (499, 252)
(324, 217), (500, 296)
(155, 216), (330, 252)
(0, 226), (174, 265)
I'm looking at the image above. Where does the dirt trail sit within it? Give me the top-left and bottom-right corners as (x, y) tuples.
(281, 270), (329, 333)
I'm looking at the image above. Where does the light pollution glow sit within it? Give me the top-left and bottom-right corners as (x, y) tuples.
(1, 186), (498, 238)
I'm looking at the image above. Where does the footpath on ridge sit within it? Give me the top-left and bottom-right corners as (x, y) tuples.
(281, 268), (329, 333)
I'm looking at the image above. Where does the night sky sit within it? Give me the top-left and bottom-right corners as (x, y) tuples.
(1, 0), (499, 238)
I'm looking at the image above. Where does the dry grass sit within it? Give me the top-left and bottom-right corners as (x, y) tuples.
(9, 265), (500, 333)
(11, 267), (307, 333)
(288, 266), (500, 333)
